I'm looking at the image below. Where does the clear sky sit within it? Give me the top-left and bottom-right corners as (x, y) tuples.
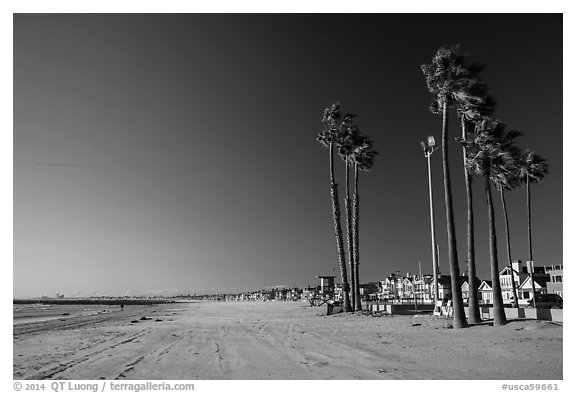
(13, 14), (562, 298)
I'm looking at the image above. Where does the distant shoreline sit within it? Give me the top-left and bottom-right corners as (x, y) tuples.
(13, 298), (177, 306)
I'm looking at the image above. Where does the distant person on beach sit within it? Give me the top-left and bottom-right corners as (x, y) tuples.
(120, 304), (124, 310)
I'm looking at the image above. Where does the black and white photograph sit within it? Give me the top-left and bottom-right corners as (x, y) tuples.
(9, 3), (569, 386)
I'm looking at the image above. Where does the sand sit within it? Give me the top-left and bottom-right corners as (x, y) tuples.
(13, 301), (562, 380)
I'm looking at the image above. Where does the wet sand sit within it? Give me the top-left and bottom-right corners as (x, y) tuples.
(13, 301), (562, 380)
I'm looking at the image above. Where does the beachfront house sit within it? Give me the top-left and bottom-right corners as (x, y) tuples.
(460, 276), (481, 304)
(378, 275), (399, 300)
(333, 283), (344, 302)
(545, 264), (563, 298)
(377, 271), (486, 304)
(399, 276), (414, 300)
(497, 260), (532, 304)
(301, 286), (317, 302)
(499, 266), (522, 304)
(274, 288), (288, 301)
(416, 274), (433, 302)
(435, 275), (454, 301)
(478, 280), (493, 304)
(359, 282), (380, 300)
(517, 276), (549, 305)
(290, 287), (302, 301)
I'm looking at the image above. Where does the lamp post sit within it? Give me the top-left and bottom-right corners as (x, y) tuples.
(421, 136), (439, 308)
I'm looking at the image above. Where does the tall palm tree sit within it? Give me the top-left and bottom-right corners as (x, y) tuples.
(338, 114), (360, 310)
(456, 78), (496, 324)
(317, 103), (352, 312)
(351, 133), (377, 311)
(492, 144), (522, 309)
(466, 119), (516, 326)
(518, 149), (548, 306)
(422, 45), (472, 328)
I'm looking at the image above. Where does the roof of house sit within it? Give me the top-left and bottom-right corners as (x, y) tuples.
(499, 266), (520, 276)
(437, 275), (477, 288)
(478, 280), (493, 290)
(519, 275), (550, 289)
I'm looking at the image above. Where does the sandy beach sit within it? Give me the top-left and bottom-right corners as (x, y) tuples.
(13, 301), (562, 380)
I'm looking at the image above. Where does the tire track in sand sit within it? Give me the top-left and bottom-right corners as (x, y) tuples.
(29, 329), (151, 380)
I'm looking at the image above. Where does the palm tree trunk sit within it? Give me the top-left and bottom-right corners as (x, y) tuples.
(441, 100), (467, 328)
(345, 159), (356, 311)
(461, 117), (481, 324)
(353, 163), (362, 311)
(329, 142), (352, 312)
(527, 176), (533, 261)
(500, 185), (519, 309)
(486, 178), (507, 326)
(526, 177), (537, 308)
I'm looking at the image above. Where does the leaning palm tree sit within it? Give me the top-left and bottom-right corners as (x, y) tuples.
(317, 103), (352, 312)
(466, 119), (515, 326)
(338, 114), (360, 310)
(518, 149), (548, 306)
(422, 45), (472, 328)
(455, 77), (496, 324)
(351, 133), (377, 311)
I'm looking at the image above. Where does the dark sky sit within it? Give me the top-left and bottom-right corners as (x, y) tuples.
(13, 14), (562, 297)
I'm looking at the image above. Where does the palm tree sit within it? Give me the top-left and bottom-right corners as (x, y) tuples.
(338, 114), (360, 310)
(455, 78), (496, 324)
(518, 149), (548, 307)
(351, 133), (377, 311)
(466, 119), (516, 326)
(422, 45), (472, 328)
(492, 144), (522, 309)
(317, 103), (352, 312)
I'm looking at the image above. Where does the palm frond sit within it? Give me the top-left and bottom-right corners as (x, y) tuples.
(467, 118), (525, 189)
(518, 149), (549, 183)
(317, 102), (344, 149)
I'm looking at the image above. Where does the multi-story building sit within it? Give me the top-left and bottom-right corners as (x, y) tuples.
(497, 260), (556, 304)
(399, 275), (414, 299)
(544, 264), (563, 298)
(498, 260), (528, 304)
(378, 274), (400, 300)
(412, 274), (433, 302)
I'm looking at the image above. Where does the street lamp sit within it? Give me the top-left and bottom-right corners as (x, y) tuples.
(421, 136), (440, 309)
